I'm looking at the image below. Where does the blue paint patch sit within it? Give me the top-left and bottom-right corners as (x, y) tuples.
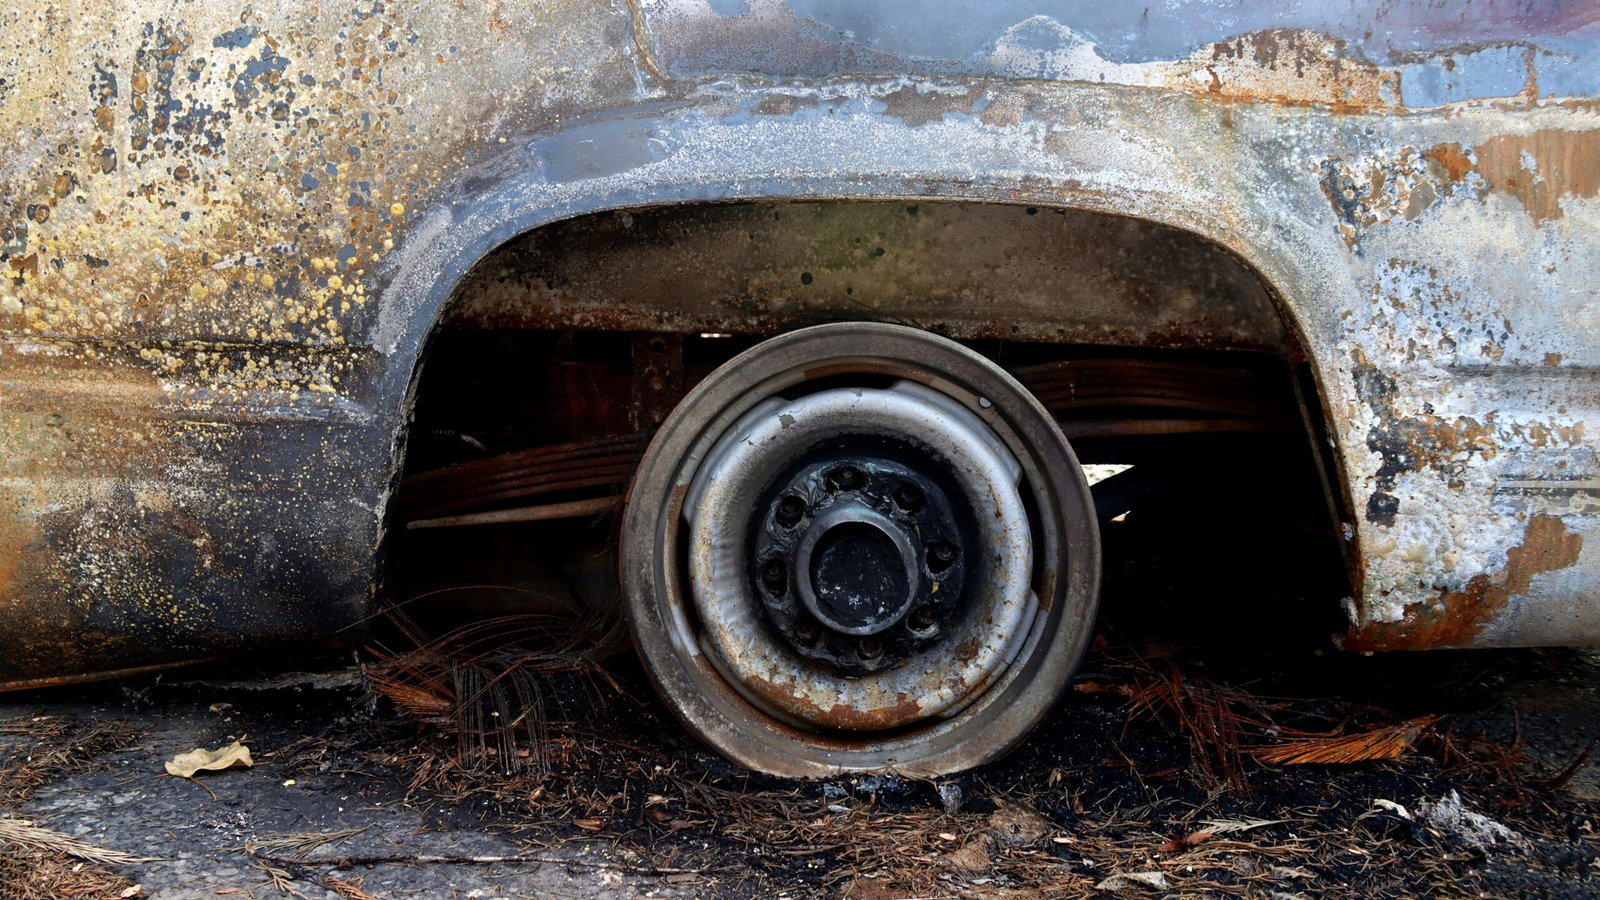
(231, 44), (292, 106)
(647, 0), (1600, 100)
(1535, 50), (1597, 100)
(171, 100), (229, 151)
(1399, 46), (1530, 107)
(528, 119), (674, 182)
(212, 26), (258, 50)
(89, 65), (117, 104)
(300, 173), (320, 191)
(337, 244), (358, 266)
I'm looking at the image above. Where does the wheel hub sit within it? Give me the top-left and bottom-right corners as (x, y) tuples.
(800, 506), (914, 635)
(681, 380), (1036, 730)
(753, 455), (968, 671)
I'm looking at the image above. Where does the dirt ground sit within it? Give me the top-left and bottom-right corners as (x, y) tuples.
(5, 633), (1600, 899)
(6, 513), (1600, 898)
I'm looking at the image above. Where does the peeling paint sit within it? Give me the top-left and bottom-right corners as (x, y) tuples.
(1476, 129), (1600, 224)
(1322, 129), (1600, 244)
(1347, 514), (1584, 651)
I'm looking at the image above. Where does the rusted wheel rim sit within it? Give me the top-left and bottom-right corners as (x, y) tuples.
(621, 323), (1100, 778)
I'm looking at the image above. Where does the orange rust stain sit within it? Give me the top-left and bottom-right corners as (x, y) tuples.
(689, 657), (880, 750)
(1424, 142), (1474, 185)
(1199, 29), (1391, 112)
(1347, 515), (1584, 651)
(1419, 415), (1497, 459)
(9, 254), (38, 277)
(1476, 129), (1600, 225)
(747, 675), (923, 731)
(952, 637), (981, 664)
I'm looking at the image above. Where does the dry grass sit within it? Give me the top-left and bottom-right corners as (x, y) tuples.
(363, 596), (626, 776)
(363, 624), (1560, 896)
(0, 718), (139, 808)
(0, 844), (142, 899)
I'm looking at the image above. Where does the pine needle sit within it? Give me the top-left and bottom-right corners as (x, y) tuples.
(0, 816), (157, 866)
(326, 873), (382, 900)
(364, 596), (627, 775)
(246, 825), (372, 859)
(1252, 716), (1440, 766)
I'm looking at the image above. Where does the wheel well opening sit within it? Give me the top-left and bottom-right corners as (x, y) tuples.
(388, 198), (1353, 650)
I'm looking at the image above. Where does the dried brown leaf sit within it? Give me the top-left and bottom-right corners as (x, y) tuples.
(163, 740), (253, 778)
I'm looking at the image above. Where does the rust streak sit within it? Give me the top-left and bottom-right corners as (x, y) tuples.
(746, 675), (924, 732)
(1347, 515), (1584, 651)
(1424, 142), (1474, 185)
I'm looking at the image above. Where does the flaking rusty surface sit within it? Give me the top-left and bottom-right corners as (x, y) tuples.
(2, 0), (1598, 684)
(1346, 514), (1586, 651)
(0, 0), (644, 682)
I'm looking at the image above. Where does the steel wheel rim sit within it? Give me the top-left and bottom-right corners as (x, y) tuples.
(621, 323), (1100, 777)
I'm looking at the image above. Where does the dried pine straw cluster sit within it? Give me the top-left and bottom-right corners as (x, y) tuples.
(362, 595), (627, 776)
(0, 716), (145, 899)
(365, 740), (1440, 898)
(1108, 652), (1443, 792)
(0, 717), (138, 807)
(356, 629), (1590, 897)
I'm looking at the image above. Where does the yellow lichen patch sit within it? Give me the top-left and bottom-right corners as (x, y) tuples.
(0, 0), (637, 382)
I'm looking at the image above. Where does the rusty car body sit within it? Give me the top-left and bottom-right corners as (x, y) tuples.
(2, 1), (1597, 775)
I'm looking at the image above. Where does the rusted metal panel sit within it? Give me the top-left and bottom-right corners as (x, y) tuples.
(0, 0), (644, 683)
(0, 0), (1597, 684)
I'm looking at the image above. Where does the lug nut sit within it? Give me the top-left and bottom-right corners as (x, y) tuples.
(909, 604), (938, 632)
(761, 559), (787, 595)
(795, 619), (819, 645)
(859, 637), (883, 661)
(927, 541), (957, 573)
(775, 495), (806, 528)
(827, 465), (864, 492)
(892, 482), (924, 513)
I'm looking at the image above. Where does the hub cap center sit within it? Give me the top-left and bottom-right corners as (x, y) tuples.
(795, 506), (919, 636)
(751, 449), (974, 671)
